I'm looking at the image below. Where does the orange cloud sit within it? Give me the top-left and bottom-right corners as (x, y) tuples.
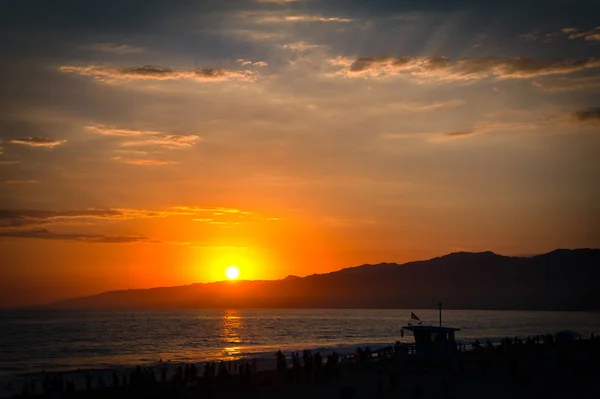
(85, 124), (201, 149)
(59, 65), (258, 83)
(111, 157), (176, 166)
(85, 124), (163, 136)
(237, 59), (268, 67)
(330, 56), (600, 82)
(10, 137), (66, 148)
(241, 11), (352, 24)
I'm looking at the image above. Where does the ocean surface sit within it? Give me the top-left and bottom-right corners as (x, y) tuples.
(1, 309), (599, 395)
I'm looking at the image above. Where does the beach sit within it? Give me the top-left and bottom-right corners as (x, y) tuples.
(6, 336), (600, 398)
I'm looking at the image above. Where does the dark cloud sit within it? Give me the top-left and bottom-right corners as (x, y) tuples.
(0, 229), (151, 243)
(444, 130), (475, 137)
(9, 137), (66, 148)
(0, 209), (179, 228)
(572, 107), (600, 122)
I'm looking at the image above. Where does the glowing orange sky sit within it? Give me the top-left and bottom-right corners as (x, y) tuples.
(1, 0), (599, 307)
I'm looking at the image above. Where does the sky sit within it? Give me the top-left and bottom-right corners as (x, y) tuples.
(1, 0), (599, 307)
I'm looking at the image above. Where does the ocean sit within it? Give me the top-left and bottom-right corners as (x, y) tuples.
(1, 309), (599, 396)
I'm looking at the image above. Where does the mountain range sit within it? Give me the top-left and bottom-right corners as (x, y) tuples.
(44, 248), (600, 311)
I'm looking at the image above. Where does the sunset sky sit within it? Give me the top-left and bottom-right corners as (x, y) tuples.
(1, 0), (599, 307)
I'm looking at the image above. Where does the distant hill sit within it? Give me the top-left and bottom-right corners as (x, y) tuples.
(45, 249), (600, 311)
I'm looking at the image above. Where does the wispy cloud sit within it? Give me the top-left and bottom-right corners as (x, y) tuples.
(330, 56), (600, 82)
(521, 27), (600, 43)
(82, 42), (145, 54)
(384, 99), (465, 112)
(237, 59), (268, 67)
(172, 206), (252, 215)
(0, 206), (278, 229)
(85, 124), (201, 149)
(120, 135), (200, 149)
(430, 120), (546, 142)
(532, 77), (600, 92)
(256, 0), (301, 3)
(0, 229), (152, 244)
(85, 124), (162, 137)
(561, 27), (600, 42)
(4, 180), (40, 184)
(571, 107), (600, 122)
(111, 157), (176, 166)
(240, 11), (352, 24)
(9, 137), (66, 148)
(442, 130), (476, 138)
(282, 41), (325, 52)
(59, 65), (258, 83)
(0, 209), (183, 228)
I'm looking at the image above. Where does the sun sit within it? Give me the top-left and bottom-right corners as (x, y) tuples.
(225, 265), (240, 280)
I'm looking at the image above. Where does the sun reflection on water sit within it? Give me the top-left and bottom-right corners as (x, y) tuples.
(221, 310), (243, 360)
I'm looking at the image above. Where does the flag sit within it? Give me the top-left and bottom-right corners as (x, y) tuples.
(411, 312), (420, 321)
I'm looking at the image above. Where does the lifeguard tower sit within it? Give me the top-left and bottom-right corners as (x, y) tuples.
(402, 303), (460, 361)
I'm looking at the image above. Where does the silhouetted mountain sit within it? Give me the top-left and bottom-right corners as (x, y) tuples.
(45, 249), (600, 311)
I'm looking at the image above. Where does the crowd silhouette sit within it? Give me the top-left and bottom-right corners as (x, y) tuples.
(6, 333), (600, 398)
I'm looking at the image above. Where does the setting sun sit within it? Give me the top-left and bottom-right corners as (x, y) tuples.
(225, 266), (240, 280)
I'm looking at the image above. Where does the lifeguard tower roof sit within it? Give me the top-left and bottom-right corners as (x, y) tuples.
(402, 325), (460, 333)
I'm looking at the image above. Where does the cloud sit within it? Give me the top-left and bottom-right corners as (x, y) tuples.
(85, 124), (162, 136)
(532, 77), (600, 92)
(9, 137), (66, 148)
(0, 206), (277, 229)
(330, 56), (600, 82)
(256, 0), (301, 3)
(241, 11), (352, 24)
(282, 41), (325, 52)
(121, 135), (200, 149)
(236, 59), (268, 67)
(443, 130), (476, 138)
(59, 65), (258, 83)
(82, 42), (145, 54)
(521, 27), (600, 43)
(0, 229), (152, 243)
(85, 124), (201, 149)
(172, 206), (252, 215)
(430, 120), (546, 142)
(4, 180), (40, 184)
(385, 99), (465, 111)
(571, 107), (600, 122)
(281, 15), (352, 23)
(0, 208), (186, 228)
(111, 157), (176, 166)
(562, 26), (600, 42)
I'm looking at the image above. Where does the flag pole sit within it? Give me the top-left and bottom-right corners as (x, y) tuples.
(438, 302), (442, 327)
